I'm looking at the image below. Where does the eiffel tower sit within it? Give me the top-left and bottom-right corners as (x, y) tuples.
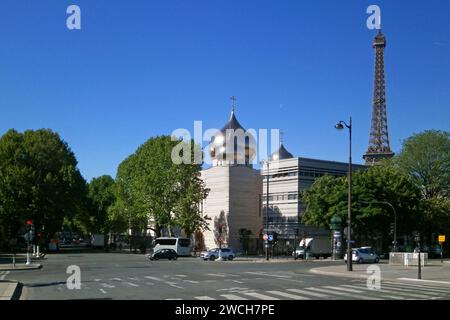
(363, 29), (394, 165)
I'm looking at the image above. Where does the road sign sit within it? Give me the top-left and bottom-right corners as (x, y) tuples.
(263, 234), (268, 241)
(439, 235), (446, 243)
(337, 241), (342, 247)
(268, 234), (274, 242)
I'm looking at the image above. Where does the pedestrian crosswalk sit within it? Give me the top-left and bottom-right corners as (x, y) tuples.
(160, 280), (450, 301)
(25, 268), (450, 301)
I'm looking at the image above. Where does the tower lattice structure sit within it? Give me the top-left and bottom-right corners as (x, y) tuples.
(363, 29), (394, 165)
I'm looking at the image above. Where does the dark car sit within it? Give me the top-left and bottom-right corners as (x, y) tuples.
(149, 249), (178, 261)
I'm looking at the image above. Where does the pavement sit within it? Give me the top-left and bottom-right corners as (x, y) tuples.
(310, 259), (450, 284)
(2, 252), (450, 300)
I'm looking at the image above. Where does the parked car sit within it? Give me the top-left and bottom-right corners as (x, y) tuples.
(149, 249), (178, 261)
(344, 247), (380, 264)
(200, 248), (235, 261)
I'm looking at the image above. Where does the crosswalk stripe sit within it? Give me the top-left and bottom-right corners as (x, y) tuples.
(245, 272), (291, 279)
(100, 289), (107, 294)
(306, 287), (381, 300)
(145, 276), (164, 282)
(342, 284), (436, 299)
(183, 280), (200, 284)
(379, 284), (442, 296)
(323, 286), (364, 293)
(287, 289), (329, 298)
(383, 281), (450, 293)
(243, 292), (281, 300)
(341, 285), (407, 300)
(220, 294), (249, 300)
(125, 282), (139, 287)
(195, 296), (216, 300)
(266, 290), (310, 300)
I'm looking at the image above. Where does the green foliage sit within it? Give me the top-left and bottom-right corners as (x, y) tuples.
(302, 164), (422, 238)
(82, 175), (115, 234)
(0, 129), (87, 246)
(111, 136), (209, 237)
(396, 130), (449, 199)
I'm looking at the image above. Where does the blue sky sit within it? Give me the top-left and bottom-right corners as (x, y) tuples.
(1, 0), (449, 181)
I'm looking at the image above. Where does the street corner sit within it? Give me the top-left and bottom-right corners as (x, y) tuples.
(0, 281), (23, 300)
(0, 263), (42, 272)
(309, 264), (372, 280)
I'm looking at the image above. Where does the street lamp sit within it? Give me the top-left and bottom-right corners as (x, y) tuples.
(335, 117), (353, 272)
(261, 160), (270, 261)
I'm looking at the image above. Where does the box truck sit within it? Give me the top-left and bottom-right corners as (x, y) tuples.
(293, 236), (332, 259)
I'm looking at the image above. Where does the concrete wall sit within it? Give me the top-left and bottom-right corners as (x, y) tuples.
(201, 165), (262, 252)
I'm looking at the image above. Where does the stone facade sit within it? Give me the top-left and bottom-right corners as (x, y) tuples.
(201, 165), (262, 251)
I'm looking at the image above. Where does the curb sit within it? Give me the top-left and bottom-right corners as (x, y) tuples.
(0, 264), (42, 272)
(0, 282), (22, 300)
(309, 267), (369, 279)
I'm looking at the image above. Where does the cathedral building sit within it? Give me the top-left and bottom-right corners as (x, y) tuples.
(200, 104), (263, 251)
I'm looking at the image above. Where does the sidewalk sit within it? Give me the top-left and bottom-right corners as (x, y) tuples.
(310, 260), (450, 283)
(0, 254), (42, 271)
(0, 281), (21, 300)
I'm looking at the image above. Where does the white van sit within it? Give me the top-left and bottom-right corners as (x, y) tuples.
(153, 237), (192, 256)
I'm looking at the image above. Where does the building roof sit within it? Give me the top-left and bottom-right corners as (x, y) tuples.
(270, 143), (294, 161)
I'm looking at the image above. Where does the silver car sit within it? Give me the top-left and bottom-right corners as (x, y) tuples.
(200, 248), (235, 261)
(344, 247), (380, 264)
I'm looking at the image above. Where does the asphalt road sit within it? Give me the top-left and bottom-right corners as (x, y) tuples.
(4, 252), (450, 300)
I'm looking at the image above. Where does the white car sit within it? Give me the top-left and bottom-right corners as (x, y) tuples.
(200, 248), (235, 261)
(344, 247), (380, 264)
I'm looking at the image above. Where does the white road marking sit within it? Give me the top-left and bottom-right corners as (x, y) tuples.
(244, 271), (291, 279)
(341, 285), (408, 300)
(100, 283), (115, 289)
(0, 271), (10, 281)
(377, 284), (443, 297)
(383, 281), (450, 293)
(306, 287), (381, 300)
(266, 290), (310, 300)
(225, 279), (244, 284)
(125, 282), (139, 287)
(397, 278), (450, 285)
(145, 276), (164, 282)
(175, 275), (187, 277)
(243, 292), (281, 300)
(100, 289), (107, 294)
(166, 298), (183, 300)
(323, 286), (364, 293)
(206, 273), (227, 277)
(220, 294), (249, 300)
(94, 279), (101, 282)
(127, 277), (139, 281)
(166, 282), (184, 289)
(195, 296), (216, 300)
(112, 278), (123, 282)
(287, 289), (329, 298)
(145, 282), (155, 286)
(183, 280), (200, 284)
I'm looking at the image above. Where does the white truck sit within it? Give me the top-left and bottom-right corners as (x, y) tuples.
(293, 237), (332, 259)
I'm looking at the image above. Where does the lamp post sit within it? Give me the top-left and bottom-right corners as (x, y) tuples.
(335, 117), (352, 271)
(261, 160), (270, 261)
(359, 200), (397, 252)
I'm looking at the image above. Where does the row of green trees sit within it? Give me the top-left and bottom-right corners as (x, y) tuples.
(302, 130), (450, 251)
(0, 130), (209, 249)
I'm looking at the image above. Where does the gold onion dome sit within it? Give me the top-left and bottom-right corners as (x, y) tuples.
(209, 107), (256, 166)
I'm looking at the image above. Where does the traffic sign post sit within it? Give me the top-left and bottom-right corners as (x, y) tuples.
(439, 235), (445, 264)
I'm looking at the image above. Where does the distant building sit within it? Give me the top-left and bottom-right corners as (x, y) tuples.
(262, 144), (366, 248)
